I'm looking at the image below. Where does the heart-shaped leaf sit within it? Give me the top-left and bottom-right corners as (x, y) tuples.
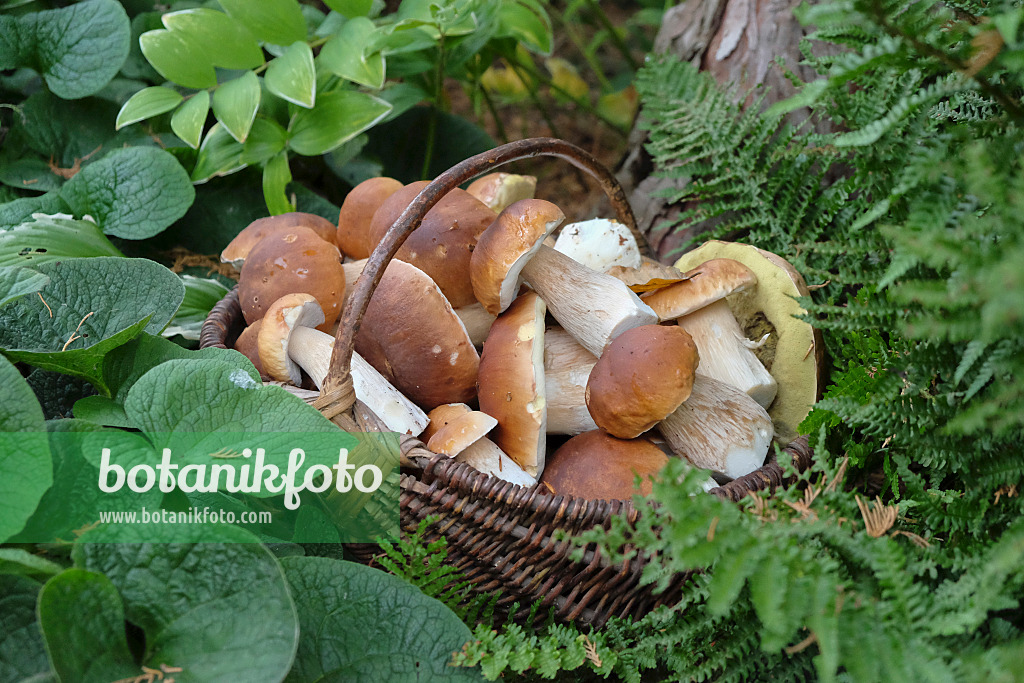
(172, 91), (211, 150)
(161, 8), (264, 69)
(318, 17), (386, 89)
(288, 90), (391, 156)
(139, 28), (217, 89)
(0, 355), (51, 544)
(220, 0), (308, 47)
(59, 147), (195, 240)
(265, 42), (316, 108)
(213, 71), (262, 143)
(115, 86), (183, 129)
(0, 265), (49, 308)
(73, 524), (300, 683)
(281, 557), (482, 682)
(0, 575), (50, 682)
(0, 0), (130, 99)
(0, 214), (124, 269)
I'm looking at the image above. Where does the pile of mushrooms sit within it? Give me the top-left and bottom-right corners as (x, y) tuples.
(219, 172), (821, 502)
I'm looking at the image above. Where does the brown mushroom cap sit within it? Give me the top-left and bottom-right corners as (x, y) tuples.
(422, 403), (473, 442)
(256, 292), (325, 385)
(640, 258), (758, 321)
(355, 259), (479, 410)
(336, 176), (403, 259)
(221, 213), (337, 270)
(540, 430), (668, 500)
(366, 181), (497, 308)
(233, 319), (267, 380)
(426, 411), (498, 456)
(465, 172), (537, 213)
(237, 226), (345, 332)
(470, 198), (566, 316)
(585, 324), (699, 439)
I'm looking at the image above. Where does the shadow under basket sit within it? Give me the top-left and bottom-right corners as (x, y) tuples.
(199, 138), (815, 628)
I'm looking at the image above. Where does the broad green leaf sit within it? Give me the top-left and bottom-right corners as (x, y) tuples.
(242, 118), (289, 165)
(396, 0), (479, 37)
(219, 0), (308, 46)
(0, 193), (67, 231)
(69, 395), (132, 428)
(171, 90), (211, 150)
(192, 123), (247, 183)
(0, 158), (64, 193)
(115, 86), (183, 129)
(288, 90), (392, 156)
(161, 8), (264, 69)
(59, 147), (195, 240)
(0, 214), (124, 268)
(265, 42), (316, 108)
(162, 275), (233, 341)
(26, 369), (97, 422)
(0, 548), (63, 578)
(0, 265), (48, 308)
(377, 25), (438, 56)
(213, 71), (261, 143)
(15, 91), (121, 169)
(0, 575), (50, 682)
(324, 0), (374, 17)
(37, 570), (137, 683)
(0, 0), (131, 99)
(281, 557), (482, 682)
(139, 28), (217, 89)
(263, 152), (294, 215)
(497, 0), (552, 55)
(152, 172), (267, 253)
(375, 82), (430, 122)
(318, 17), (386, 88)
(0, 258), (185, 393)
(74, 524), (299, 683)
(0, 355), (51, 544)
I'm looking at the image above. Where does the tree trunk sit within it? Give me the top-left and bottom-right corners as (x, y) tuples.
(617, 0), (836, 262)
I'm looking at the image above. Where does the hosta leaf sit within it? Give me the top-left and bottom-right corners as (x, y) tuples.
(0, 0), (131, 99)
(265, 41), (316, 108)
(288, 90), (391, 156)
(318, 17), (386, 88)
(59, 147), (195, 240)
(171, 90), (210, 150)
(281, 556), (482, 682)
(0, 258), (184, 393)
(0, 265), (48, 308)
(161, 8), (264, 69)
(139, 28), (216, 89)
(0, 214), (123, 268)
(192, 123), (247, 183)
(212, 71), (261, 143)
(0, 355), (51, 544)
(37, 570), (139, 683)
(263, 152), (294, 215)
(0, 575), (50, 682)
(219, 0), (308, 47)
(115, 86), (183, 129)
(74, 524), (299, 683)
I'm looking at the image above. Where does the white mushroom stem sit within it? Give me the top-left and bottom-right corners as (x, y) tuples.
(543, 327), (598, 435)
(289, 325), (428, 436)
(657, 374), (774, 480)
(341, 258), (367, 307)
(455, 438), (537, 488)
(676, 300), (778, 409)
(520, 245), (658, 357)
(553, 218), (642, 272)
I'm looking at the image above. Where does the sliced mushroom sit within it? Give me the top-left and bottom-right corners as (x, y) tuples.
(426, 409), (536, 487)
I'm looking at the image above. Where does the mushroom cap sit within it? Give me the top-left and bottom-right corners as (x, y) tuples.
(355, 259), (479, 410)
(641, 258), (758, 320)
(470, 199), (565, 316)
(552, 218), (642, 272)
(426, 410), (498, 456)
(477, 290), (547, 477)
(366, 181), (496, 308)
(233, 319), (268, 380)
(221, 212), (337, 270)
(465, 172), (537, 213)
(540, 430), (668, 500)
(336, 176), (403, 259)
(585, 324), (699, 439)
(237, 226), (345, 331)
(256, 293), (325, 385)
(423, 403), (473, 442)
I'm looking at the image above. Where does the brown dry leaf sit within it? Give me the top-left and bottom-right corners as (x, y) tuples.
(627, 277), (688, 294)
(856, 495), (898, 537)
(963, 26), (1003, 78)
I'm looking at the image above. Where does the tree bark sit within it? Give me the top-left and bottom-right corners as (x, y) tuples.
(617, 0), (836, 262)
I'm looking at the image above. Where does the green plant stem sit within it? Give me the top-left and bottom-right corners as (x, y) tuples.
(552, 8), (613, 92)
(584, 0), (640, 73)
(507, 59), (564, 139)
(421, 35), (447, 179)
(476, 78), (509, 143)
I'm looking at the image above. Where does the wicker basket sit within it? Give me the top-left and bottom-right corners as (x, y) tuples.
(200, 138), (814, 628)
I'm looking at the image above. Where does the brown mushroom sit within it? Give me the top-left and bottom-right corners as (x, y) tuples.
(232, 319), (268, 380)
(465, 172), (537, 213)
(425, 408), (536, 487)
(543, 327), (598, 435)
(539, 430), (668, 500)
(221, 212), (337, 270)
(336, 176), (404, 259)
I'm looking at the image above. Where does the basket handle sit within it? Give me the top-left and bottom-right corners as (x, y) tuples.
(314, 137), (642, 423)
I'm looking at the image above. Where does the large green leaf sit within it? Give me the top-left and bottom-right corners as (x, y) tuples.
(0, 258), (185, 393)
(265, 42), (316, 108)
(242, 118), (289, 165)
(219, 0), (308, 46)
(59, 147), (195, 240)
(0, 193), (68, 231)
(213, 71), (262, 143)
(281, 557), (482, 682)
(318, 17), (386, 89)
(115, 86), (183, 129)
(161, 8), (264, 69)
(0, 575), (50, 683)
(287, 90), (392, 156)
(73, 524), (299, 683)
(0, 214), (124, 268)
(324, 0), (375, 17)
(497, 0), (552, 55)
(0, 265), (48, 308)
(37, 570), (138, 683)
(139, 28), (217, 89)
(192, 123), (247, 183)
(0, 0), (131, 99)
(14, 91), (122, 170)
(0, 549), (63, 579)
(0, 355), (51, 544)
(172, 90), (211, 150)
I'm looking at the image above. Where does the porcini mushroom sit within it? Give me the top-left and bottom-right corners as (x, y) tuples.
(539, 429), (668, 500)
(336, 176), (404, 259)
(221, 212), (338, 270)
(543, 327), (598, 435)
(471, 198), (658, 357)
(465, 172), (537, 213)
(552, 218), (642, 272)
(257, 293), (428, 436)
(642, 258), (778, 409)
(426, 409), (536, 487)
